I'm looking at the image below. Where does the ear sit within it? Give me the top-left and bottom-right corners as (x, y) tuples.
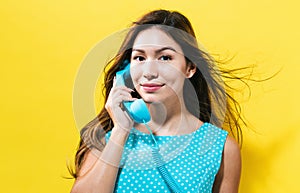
(186, 62), (196, 78)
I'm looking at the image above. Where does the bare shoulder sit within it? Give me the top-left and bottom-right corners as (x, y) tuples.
(213, 135), (241, 193)
(224, 135), (241, 161)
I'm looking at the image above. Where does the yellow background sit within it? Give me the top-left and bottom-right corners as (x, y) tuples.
(1, 0), (299, 192)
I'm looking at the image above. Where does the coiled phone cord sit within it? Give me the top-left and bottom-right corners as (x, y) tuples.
(143, 121), (183, 193)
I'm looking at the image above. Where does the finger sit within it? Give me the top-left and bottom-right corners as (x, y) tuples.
(109, 89), (129, 101)
(114, 90), (134, 101)
(113, 76), (116, 87)
(114, 85), (134, 93)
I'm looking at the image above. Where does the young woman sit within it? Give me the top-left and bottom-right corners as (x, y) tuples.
(70, 10), (242, 193)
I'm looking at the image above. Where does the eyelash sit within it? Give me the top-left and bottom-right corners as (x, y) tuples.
(133, 56), (145, 61)
(132, 55), (173, 62)
(159, 55), (172, 61)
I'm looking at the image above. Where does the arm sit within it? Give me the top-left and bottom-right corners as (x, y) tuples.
(70, 127), (129, 193)
(213, 136), (242, 193)
(70, 78), (135, 193)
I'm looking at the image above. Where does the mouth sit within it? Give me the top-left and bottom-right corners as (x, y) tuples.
(140, 83), (165, 92)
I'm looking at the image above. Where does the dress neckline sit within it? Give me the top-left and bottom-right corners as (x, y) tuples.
(131, 122), (207, 138)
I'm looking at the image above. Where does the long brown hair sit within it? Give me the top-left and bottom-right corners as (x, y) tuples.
(69, 9), (249, 178)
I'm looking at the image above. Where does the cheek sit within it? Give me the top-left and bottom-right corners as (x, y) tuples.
(164, 64), (186, 81)
(130, 65), (142, 86)
(167, 65), (188, 88)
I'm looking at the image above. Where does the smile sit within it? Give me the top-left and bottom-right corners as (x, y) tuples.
(140, 83), (165, 92)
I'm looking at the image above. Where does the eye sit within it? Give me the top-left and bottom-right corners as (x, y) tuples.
(133, 56), (145, 62)
(159, 55), (172, 61)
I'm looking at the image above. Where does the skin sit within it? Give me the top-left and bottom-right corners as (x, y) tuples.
(70, 27), (241, 193)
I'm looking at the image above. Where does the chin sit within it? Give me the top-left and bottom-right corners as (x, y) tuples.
(141, 95), (168, 104)
(138, 89), (174, 104)
(142, 96), (158, 103)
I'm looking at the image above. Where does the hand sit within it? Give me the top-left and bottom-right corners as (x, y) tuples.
(105, 77), (135, 132)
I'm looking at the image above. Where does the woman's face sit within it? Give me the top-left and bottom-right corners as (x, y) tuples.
(130, 27), (195, 103)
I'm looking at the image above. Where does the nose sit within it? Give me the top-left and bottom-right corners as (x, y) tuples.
(143, 61), (158, 80)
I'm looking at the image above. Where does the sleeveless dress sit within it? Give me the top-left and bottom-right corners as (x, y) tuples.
(105, 122), (228, 193)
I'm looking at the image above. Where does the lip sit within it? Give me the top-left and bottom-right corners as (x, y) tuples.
(140, 83), (165, 92)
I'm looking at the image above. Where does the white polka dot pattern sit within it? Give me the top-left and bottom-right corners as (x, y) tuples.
(105, 122), (228, 193)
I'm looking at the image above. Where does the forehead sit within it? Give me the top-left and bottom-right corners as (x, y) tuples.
(132, 27), (183, 52)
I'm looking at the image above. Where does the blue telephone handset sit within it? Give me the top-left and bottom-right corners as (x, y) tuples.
(115, 62), (151, 124)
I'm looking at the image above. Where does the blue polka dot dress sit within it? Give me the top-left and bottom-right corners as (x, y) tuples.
(105, 122), (228, 193)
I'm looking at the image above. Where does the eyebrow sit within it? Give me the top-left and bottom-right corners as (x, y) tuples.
(132, 46), (177, 54)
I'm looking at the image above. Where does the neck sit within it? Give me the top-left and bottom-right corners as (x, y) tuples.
(135, 96), (201, 136)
